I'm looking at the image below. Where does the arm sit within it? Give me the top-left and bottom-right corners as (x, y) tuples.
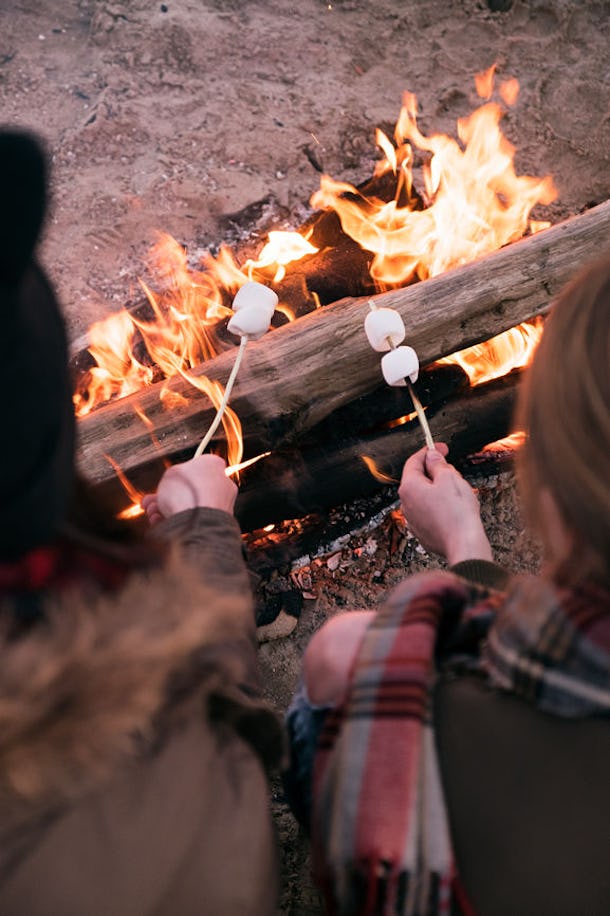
(303, 446), (499, 706)
(144, 455), (284, 772)
(304, 446), (511, 709)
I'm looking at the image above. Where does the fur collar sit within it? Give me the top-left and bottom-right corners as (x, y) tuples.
(0, 546), (273, 819)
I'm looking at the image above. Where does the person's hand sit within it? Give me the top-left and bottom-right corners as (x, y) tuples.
(141, 454), (238, 525)
(398, 443), (492, 565)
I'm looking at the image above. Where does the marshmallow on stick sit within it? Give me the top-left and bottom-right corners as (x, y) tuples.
(365, 301), (434, 450)
(194, 281), (277, 458)
(227, 281), (278, 340)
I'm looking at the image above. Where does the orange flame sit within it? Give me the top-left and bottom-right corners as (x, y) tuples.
(499, 78), (520, 107)
(442, 316), (544, 386)
(361, 455), (398, 484)
(74, 227), (318, 468)
(475, 63), (497, 100)
(73, 311), (154, 417)
(104, 454), (146, 520)
(243, 230), (318, 283)
(310, 72), (556, 287)
(77, 69), (556, 508)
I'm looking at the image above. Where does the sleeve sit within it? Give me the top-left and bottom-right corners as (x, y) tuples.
(150, 507), (251, 597)
(149, 506), (259, 680)
(150, 509), (285, 770)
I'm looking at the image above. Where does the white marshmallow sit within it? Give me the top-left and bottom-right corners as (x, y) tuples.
(227, 304), (273, 340)
(364, 308), (406, 351)
(232, 281), (278, 315)
(381, 346), (419, 386)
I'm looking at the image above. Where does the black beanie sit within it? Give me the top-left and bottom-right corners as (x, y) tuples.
(0, 129), (75, 560)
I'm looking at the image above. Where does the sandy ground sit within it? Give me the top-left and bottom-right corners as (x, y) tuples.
(1, 1), (609, 912)
(1, 0), (609, 337)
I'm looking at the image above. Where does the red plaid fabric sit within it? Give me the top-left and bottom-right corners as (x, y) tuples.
(311, 568), (610, 916)
(312, 571), (470, 916)
(0, 543), (131, 597)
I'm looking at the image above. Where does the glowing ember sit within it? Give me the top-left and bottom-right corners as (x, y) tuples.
(386, 410), (418, 429)
(481, 430), (526, 452)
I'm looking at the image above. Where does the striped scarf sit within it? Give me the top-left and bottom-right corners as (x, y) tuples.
(311, 570), (610, 916)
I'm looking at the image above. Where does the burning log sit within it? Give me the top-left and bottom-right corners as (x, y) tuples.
(236, 366), (519, 532)
(269, 169), (423, 314)
(77, 200), (610, 507)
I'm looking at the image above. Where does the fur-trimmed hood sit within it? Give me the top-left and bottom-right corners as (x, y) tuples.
(0, 546), (281, 827)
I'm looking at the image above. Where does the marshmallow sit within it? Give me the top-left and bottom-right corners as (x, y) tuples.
(364, 307), (406, 351)
(232, 281), (278, 315)
(381, 346), (419, 386)
(227, 304), (274, 340)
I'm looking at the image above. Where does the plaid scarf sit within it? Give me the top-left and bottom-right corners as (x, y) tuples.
(311, 570), (610, 916)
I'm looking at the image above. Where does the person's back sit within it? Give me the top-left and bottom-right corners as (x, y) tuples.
(0, 543), (280, 916)
(436, 675), (610, 916)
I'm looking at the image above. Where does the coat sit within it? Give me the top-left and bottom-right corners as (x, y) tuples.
(0, 508), (284, 915)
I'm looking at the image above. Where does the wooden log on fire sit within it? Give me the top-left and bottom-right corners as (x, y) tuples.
(235, 367), (521, 532)
(77, 200), (610, 502)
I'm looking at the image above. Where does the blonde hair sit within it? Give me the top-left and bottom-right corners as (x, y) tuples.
(517, 256), (610, 584)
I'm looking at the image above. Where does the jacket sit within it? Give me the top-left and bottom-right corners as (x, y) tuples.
(0, 508), (283, 915)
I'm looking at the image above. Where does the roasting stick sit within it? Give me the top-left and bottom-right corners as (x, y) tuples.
(406, 378), (434, 449)
(389, 339), (435, 450)
(194, 335), (248, 458)
(366, 300), (435, 450)
(194, 281), (278, 459)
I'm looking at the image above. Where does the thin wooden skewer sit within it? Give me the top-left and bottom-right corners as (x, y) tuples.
(406, 376), (435, 450)
(193, 334), (248, 458)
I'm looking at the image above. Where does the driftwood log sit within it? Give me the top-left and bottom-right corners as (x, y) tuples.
(78, 200), (610, 509)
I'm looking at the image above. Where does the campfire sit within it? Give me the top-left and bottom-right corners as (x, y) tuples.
(72, 67), (610, 538)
